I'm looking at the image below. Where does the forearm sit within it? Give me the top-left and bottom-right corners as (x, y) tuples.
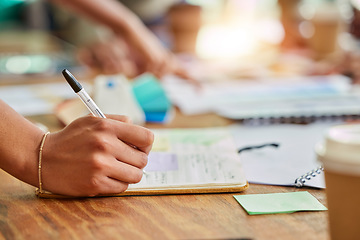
(50, 0), (164, 60)
(0, 100), (44, 187)
(50, 0), (189, 81)
(51, 0), (144, 39)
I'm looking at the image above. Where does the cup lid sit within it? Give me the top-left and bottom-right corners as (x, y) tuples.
(317, 124), (360, 174)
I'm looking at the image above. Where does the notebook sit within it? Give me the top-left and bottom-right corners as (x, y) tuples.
(229, 122), (342, 189)
(36, 127), (249, 198)
(163, 74), (360, 123)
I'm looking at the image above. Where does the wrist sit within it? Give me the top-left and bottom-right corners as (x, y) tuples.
(16, 130), (47, 188)
(36, 132), (50, 193)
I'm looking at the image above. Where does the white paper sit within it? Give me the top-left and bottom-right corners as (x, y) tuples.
(94, 74), (145, 125)
(230, 122), (343, 188)
(0, 82), (91, 116)
(163, 74), (360, 120)
(145, 152), (178, 172)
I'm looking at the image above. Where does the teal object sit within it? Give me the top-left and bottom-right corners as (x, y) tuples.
(132, 74), (172, 123)
(0, 0), (26, 22)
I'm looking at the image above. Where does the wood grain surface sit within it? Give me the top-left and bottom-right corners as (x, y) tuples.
(0, 170), (329, 240)
(0, 110), (330, 240)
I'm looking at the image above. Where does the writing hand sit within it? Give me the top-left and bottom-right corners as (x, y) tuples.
(41, 115), (154, 197)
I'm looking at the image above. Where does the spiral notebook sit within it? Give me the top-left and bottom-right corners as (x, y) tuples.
(230, 122), (339, 189)
(294, 166), (324, 188)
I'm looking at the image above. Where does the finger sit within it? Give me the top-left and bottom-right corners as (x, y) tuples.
(156, 60), (171, 79)
(113, 142), (148, 168)
(116, 59), (137, 78)
(145, 62), (159, 77)
(101, 48), (120, 74)
(176, 69), (202, 89)
(106, 114), (132, 124)
(171, 61), (202, 89)
(107, 120), (154, 154)
(77, 48), (98, 69)
(120, 60), (137, 78)
(144, 52), (165, 77)
(104, 44), (127, 74)
(92, 44), (119, 74)
(94, 176), (129, 196)
(105, 158), (145, 184)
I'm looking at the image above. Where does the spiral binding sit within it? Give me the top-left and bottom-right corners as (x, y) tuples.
(242, 114), (360, 126)
(294, 166), (324, 187)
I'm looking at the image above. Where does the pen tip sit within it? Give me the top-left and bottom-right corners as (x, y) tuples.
(62, 69), (82, 93)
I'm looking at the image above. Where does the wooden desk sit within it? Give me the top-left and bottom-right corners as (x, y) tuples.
(0, 112), (329, 240)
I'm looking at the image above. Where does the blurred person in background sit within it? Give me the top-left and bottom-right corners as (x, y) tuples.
(50, 0), (188, 79)
(0, 0), (191, 80)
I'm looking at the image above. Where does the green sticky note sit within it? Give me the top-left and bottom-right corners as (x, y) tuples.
(234, 191), (327, 215)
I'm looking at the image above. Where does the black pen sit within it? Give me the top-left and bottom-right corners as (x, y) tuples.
(62, 69), (106, 118)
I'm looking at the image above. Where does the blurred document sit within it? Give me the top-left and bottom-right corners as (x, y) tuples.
(0, 82), (91, 116)
(163, 74), (360, 121)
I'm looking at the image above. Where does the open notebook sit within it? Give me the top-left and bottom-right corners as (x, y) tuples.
(36, 128), (248, 198)
(229, 122), (343, 189)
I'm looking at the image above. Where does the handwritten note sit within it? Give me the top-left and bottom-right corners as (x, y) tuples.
(234, 191), (327, 215)
(145, 152), (178, 172)
(130, 128), (246, 189)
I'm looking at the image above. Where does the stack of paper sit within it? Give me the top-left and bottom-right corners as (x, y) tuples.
(163, 74), (360, 122)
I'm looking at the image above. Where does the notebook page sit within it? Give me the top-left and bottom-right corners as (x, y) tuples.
(129, 128), (247, 190)
(230, 122), (343, 188)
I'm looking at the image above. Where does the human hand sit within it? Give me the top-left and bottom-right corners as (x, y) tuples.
(78, 35), (199, 86)
(40, 115), (154, 197)
(53, 0), (197, 84)
(77, 37), (138, 77)
(122, 27), (196, 82)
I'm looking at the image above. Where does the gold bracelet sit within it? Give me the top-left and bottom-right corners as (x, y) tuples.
(36, 132), (50, 194)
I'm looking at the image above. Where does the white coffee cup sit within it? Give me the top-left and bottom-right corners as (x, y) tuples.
(316, 124), (360, 240)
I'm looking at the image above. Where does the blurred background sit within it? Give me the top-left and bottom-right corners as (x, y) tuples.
(1, 0), (359, 81)
(3, 0), (360, 127)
